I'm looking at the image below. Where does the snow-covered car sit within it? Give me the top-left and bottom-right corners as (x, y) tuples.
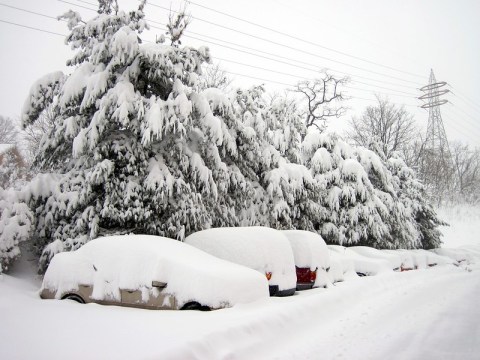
(281, 230), (331, 289)
(40, 235), (269, 310)
(327, 247), (358, 283)
(185, 227), (297, 296)
(328, 245), (393, 277)
(429, 248), (471, 266)
(382, 250), (415, 271)
(349, 246), (402, 271)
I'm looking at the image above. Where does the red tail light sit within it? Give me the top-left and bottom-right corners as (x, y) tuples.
(265, 272), (272, 281)
(310, 269), (317, 282)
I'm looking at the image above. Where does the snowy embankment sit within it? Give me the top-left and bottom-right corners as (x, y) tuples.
(1, 250), (479, 360)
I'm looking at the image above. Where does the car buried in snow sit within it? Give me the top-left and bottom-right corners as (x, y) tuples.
(328, 245), (393, 277)
(349, 246), (402, 272)
(281, 230), (331, 290)
(185, 227), (297, 297)
(40, 235), (269, 310)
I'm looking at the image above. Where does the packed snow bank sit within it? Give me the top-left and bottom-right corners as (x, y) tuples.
(329, 245), (393, 276)
(281, 230), (331, 287)
(185, 227), (296, 293)
(1, 251), (479, 360)
(41, 235), (269, 309)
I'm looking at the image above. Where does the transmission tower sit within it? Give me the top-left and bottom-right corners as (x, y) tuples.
(418, 69), (454, 204)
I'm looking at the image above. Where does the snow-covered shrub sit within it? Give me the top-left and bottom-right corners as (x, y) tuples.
(387, 153), (445, 249)
(20, 2), (272, 269)
(302, 131), (389, 246)
(0, 187), (33, 273)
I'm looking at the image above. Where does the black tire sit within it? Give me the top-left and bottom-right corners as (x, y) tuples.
(180, 301), (211, 311)
(62, 294), (85, 304)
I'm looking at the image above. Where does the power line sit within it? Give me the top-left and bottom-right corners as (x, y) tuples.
(203, 64), (419, 108)
(271, 0), (428, 71)
(61, 0), (423, 91)
(50, 0), (480, 131)
(450, 87), (480, 115)
(441, 114), (480, 145)
(449, 103), (480, 125)
(205, 65), (418, 108)
(148, 2), (424, 86)
(183, 0), (425, 79)
(74, 0), (97, 7)
(0, 2), (429, 110)
(147, 22), (418, 98)
(0, 18), (65, 37)
(213, 55), (417, 99)
(147, 18), (419, 91)
(0, 12), (420, 120)
(58, 0), (96, 12)
(443, 105), (480, 135)
(0, 3), (61, 21)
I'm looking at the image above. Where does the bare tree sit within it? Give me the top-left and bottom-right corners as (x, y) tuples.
(200, 62), (233, 91)
(0, 116), (19, 144)
(400, 134), (426, 169)
(451, 141), (480, 204)
(22, 107), (56, 164)
(294, 71), (349, 134)
(346, 95), (417, 158)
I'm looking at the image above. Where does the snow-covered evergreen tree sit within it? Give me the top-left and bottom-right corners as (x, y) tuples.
(266, 94), (305, 164)
(20, 2), (257, 270)
(231, 86), (318, 230)
(387, 153), (445, 249)
(302, 132), (389, 246)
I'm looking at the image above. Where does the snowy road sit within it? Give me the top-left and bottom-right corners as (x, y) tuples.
(1, 258), (479, 360)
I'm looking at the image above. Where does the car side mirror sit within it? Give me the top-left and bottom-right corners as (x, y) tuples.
(152, 281), (167, 289)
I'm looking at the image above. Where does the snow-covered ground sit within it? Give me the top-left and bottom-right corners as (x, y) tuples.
(1, 208), (479, 360)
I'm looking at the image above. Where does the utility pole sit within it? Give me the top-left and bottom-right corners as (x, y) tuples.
(418, 69), (454, 205)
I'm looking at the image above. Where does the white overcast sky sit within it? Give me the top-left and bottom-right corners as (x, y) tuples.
(1, 0), (479, 146)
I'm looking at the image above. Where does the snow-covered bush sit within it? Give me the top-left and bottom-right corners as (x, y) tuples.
(20, 2), (277, 270)
(0, 187), (33, 273)
(387, 153), (445, 249)
(302, 131), (389, 246)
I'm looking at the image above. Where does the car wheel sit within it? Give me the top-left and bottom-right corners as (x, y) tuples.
(62, 294), (85, 304)
(180, 301), (211, 311)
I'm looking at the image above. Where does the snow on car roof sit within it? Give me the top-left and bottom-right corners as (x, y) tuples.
(185, 226), (296, 291)
(281, 230), (330, 270)
(41, 235), (269, 308)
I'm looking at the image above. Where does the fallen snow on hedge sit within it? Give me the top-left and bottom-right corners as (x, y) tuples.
(41, 235), (269, 309)
(185, 227), (296, 291)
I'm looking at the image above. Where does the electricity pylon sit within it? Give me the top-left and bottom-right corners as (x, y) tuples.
(418, 69), (454, 205)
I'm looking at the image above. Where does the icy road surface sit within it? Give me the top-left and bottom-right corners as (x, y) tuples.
(1, 256), (479, 360)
